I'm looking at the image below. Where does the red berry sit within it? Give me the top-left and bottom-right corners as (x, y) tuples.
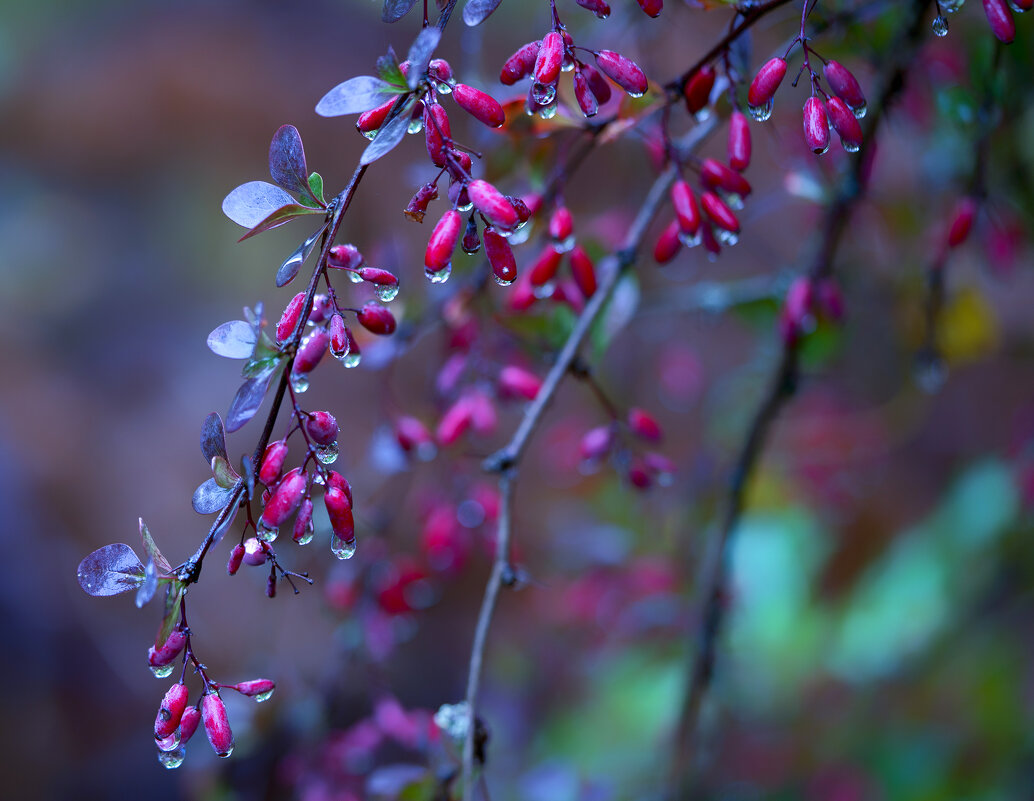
(576, 0), (611, 17)
(276, 293), (306, 343)
(258, 440), (288, 486)
(396, 416), (434, 454)
(424, 103), (451, 167)
(501, 41), (541, 85)
(356, 97), (395, 134)
(569, 245), (597, 298)
(748, 57), (787, 109)
(234, 679), (275, 698)
(201, 693), (234, 758)
(328, 313), (348, 358)
(437, 397), (474, 446)
(428, 58), (453, 83)
(671, 180), (701, 237)
(260, 467), (306, 529)
(326, 471), (353, 505)
(594, 50), (648, 96)
(683, 66), (715, 115)
(700, 158), (752, 198)
(242, 537), (269, 566)
(227, 543), (245, 575)
(293, 497), (313, 542)
(826, 96), (863, 152)
(983, 0), (1016, 44)
(154, 683), (190, 740)
(468, 180), (520, 231)
(306, 411), (338, 445)
(823, 60), (866, 110)
(498, 365), (542, 401)
(727, 110), (752, 171)
(654, 219), (682, 264)
(404, 183), (438, 223)
(426, 209), (463, 273)
(148, 630), (187, 668)
(328, 243), (363, 270)
(700, 191), (740, 234)
(947, 197), (978, 248)
(802, 97), (831, 154)
(179, 706), (201, 745)
(628, 407), (663, 442)
(325, 487), (355, 541)
(483, 226), (517, 285)
(583, 63), (612, 104)
(358, 267), (399, 287)
(529, 245), (563, 287)
(549, 206), (574, 243)
(357, 303), (397, 336)
(453, 84), (506, 128)
(293, 329), (329, 374)
(535, 32), (565, 86)
(779, 277), (814, 344)
(466, 390), (498, 434)
(573, 68), (599, 117)
(636, 0), (662, 16)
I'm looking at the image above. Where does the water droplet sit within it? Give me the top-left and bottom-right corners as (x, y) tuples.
(748, 98), (774, 122)
(254, 688), (275, 702)
(425, 263), (452, 284)
(508, 221), (534, 245)
(331, 533), (357, 560)
(290, 373), (310, 393)
(721, 191), (745, 211)
(362, 129), (378, 140)
(851, 101), (867, 120)
(407, 117), (424, 135)
(1008, 0), (1027, 10)
(626, 89), (646, 99)
(716, 229), (739, 247)
(532, 280), (555, 299)
(294, 526), (314, 545)
(553, 234), (576, 253)
(941, 0), (965, 11)
(538, 100), (559, 120)
(693, 108), (713, 124)
(531, 82), (556, 105)
(433, 702), (471, 745)
(841, 139), (860, 153)
(457, 199), (474, 213)
(678, 230), (703, 249)
(216, 745), (234, 759)
(150, 664), (175, 679)
(257, 523), (279, 543)
(375, 284), (399, 302)
(341, 351), (362, 369)
(813, 142), (830, 156)
(158, 747), (186, 769)
(435, 82), (453, 95)
(348, 269), (364, 284)
(561, 57), (576, 73)
(931, 15), (948, 35)
(315, 442), (339, 465)
(492, 274), (514, 287)
(156, 731), (181, 751)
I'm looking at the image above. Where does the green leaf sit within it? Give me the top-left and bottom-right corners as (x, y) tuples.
(155, 581), (185, 651)
(211, 455), (240, 490)
(307, 172), (326, 206)
(377, 48), (408, 89)
(242, 355), (282, 381)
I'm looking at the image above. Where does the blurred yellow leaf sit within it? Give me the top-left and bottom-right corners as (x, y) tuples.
(939, 286), (998, 363)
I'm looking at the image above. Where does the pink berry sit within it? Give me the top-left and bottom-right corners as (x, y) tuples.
(569, 245), (597, 299)
(276, 293), (306, 343)
(155, 683), (190, 740)
(535, 32), (564, 86)
(500, 40), (541, 85)
(453, 84), (506, 128)
(573, 68), (599, 117)
(424, 103), (451, 167)
(671, 180), (701, 237)
(947, 197), (978, 248)
(326, 471), (353, 506)
(328, 243), (363, 271)
(483, 226), (517, 285)
(580, 425), (613, 460)
(357, 303), (397, 336)
(293, 498), (313, 542)
(700, 158), (752, 198)
(700, 192), (740, 234)
(234, 679), (275, 698)
(576, 0), (611, 17)
(356, 97), (395, 134)
(826, 96), (863, 151)
(468, 179), (519, 231)
(529, 245), (563, 287)
(583, 63), (612, 104)
(437, 397), (474, 446)
(242, 537), (269, 566)
(329, 313), (348, 358)
(983, 0), (1016, 43)
(802, 97), (830, 154)
(636, 0), (662, 16)
(727, 111), (752, 171)
(628, 407), (663, 442)
(654, 219), (682, 264)
(396, 416), (434, 453)
(358, 267), (399, 287)
(147, 630), (187, 669)
(823, 60), (866, 110)
(260, 467), (306, 529)
(201, 693), (234, 758)
(293, 329), (329, 374)
(594, 50), (648, 96)
(683, 66), (715, 114)
(549, 206), (574, 242)
(227, 543), (245, 575)
(426, 209), (462, 273)
(404, 183), (438, 223)
(498, 365), (542, 401)
(428, 58), (453, 83)
(259, 440), (288, 486)
(179, 706), (201, 745)
(325, 486), (355, 541)
(748, 57), (787, 109)
(306, 411), (338, 445)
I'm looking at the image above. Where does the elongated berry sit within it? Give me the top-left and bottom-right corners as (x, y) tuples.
(535, 32), (564, 86)
(306, 411), (338, 445)
(468, 179), (519, 230)
(155, 683), (190, 740)
(179, 706), (201, 745)
(683, 66), (715, 114)
(201, 693), (234, 758)
(234, 679), (275, 698)
(357, 97), (395, 134)
(654, 219), (682, 264)
(594, 50), (648, 97)
(823, 61), (865, 110)
(396, 416), (434, 454)
(572, 68), (598, 117)
(802, 97), (830, 154)
(576, 0), (611, 17)
(357, 303), (397, 336)
(569, 245), (597, 299)
(580, 425), (613, 460)
(276, 293), (306, 343)
(404, 183), (438, 223)
(983, 0), (1016, 43)
(550, 207), (574, 244)
(428, 58), (453, 83)
(227, 543), (245, 575)
(947, 197), (978, 248)
(328, 313), (348, 358)
(424, 103), (451, 167)
(426, 209), (462, 273)
(328, 243), (363, 270)
(483, 226), (517, 285)
(671, 180), (701, 236)
(358, 267), (399, 289)
(292, 497), (313, 542)
(327, 470), (353, 505)
(529, 245), (563, 287)
(727, 110), (751, 171)
(636, 0), (662, 16)
(700, 191), (740, 233)
(148, 630), (187, 668)
(325, 487), (355, 541)
(294, 330), (328, 375)
(700, 158), (751, 198)
(628, 407), (663, 442)
(453, 84), (506, 128)
(261, 467), (306, 529)
(498, 365), (542, 401)
(437, 397), (473, 446)
(582, 63), (612, 104)
(748, 57), (787, 108)
(501, 41), (540, 85)
(259, 440), (288, 486)
(826, 96), (863, 152)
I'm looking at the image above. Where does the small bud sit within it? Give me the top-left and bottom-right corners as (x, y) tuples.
(498, 365), (542, 401)
(802, 97), (831, 154)
(529, 245), (563, 287)
(468, 180), (519, 231)
(356, 97), (395, 135)
(325, 486), (355, 541)
(826, 96), (863, 152)
(328, 244), (364, 271)
(947, 197), (978, 248)
(426, 209), (463, 273)
(306, 411), (338, 445)
(501, 40), (541, 85)
(580, 425), (613, 461)
(483, 226), (518, 285)
(266, 573), (276, 598)
(293, 329), (329, 374)
(201, 693), (234, 758)
(569, 245), (597, 299)
(594, 50), (648, 96)
(628, 460), (653, 490)
(155, 683), (190, 740)
(654, 219), (683, 264)
(259, 440), (288, 486)
(748, 57), (787, 109)
(357, 303), (397, 336)
(700, 158), (752, 198)
(534, 32), (564, 86)
(424, 103), (451, 167)
(823, 60), (866, 110)
(683, 66), (715, 114)
(404, 183), (438, 223)
(179, 706), (201, 745)
(260, 467), (307, 529)
(700, 192), (740, 234)
(453, 84), (506, 128)
(242, 537), (269, 566)
(983, 0), (1016, 43)
(727, 110), (751, 171)
(227, 543), (245, 575)
(628, 407), (663, 442)
(148, 630), (187, 669)
(309, 294), (332, 324)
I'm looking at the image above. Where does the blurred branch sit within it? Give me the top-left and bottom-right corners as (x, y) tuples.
(667, 1), (936, 796)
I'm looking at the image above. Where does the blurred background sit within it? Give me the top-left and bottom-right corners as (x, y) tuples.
(2, 0), (1033, 799)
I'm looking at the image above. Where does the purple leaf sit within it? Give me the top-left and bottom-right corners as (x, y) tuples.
(405, 27), (441, 89)
(200, 413), (228, 465)
(463, 0), (504, 26)
(269, 124), (310, 196)
(139, 518), (173, 574)
(226, 371), (276, 432)
(382, 0), (418, 22)
(276, 224), (326, 287)
(135, 559), (159, 608)
(222, 181), (296, 228)
(192, 477), (236, 515)
(208, 320), (258, 359)
(77, 543), (145, 597)
(238, 202), (324, 242)
(316, 76), (397, 118)
(361, 103), (414, 166)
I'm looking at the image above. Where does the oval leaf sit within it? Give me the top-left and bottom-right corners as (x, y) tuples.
(200, 412), (228, 465)
(193, 477), (235, 515)
(316, 76), (396, 117)
(135, 559), (159, 608)
(208, 320), (258, 359)
(77, 543), (145, 597)
(139, 518), (173, 574)
(361, 104), (413, 166)
(226, 371), (276, 432)
(269, 124), (309, 195)
(463, 0), (504, 26)
(238, 203), (323, 242)
(222, 181), (296, 228)
(406, 26), (442, 89)
(382, 0), (418, 22)
(211, 455), (240, 489)
(276, 223), (327, 287)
